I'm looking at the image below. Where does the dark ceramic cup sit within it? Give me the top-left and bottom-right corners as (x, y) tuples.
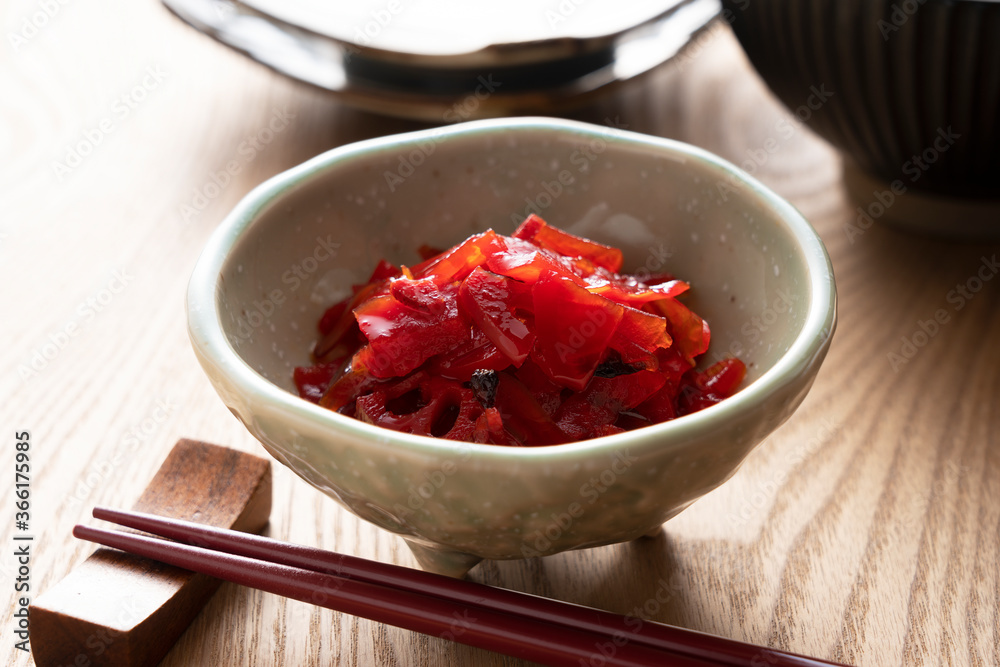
(723, 0), (1000, 238)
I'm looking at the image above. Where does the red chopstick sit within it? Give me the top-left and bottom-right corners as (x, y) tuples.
(75, 507), (847, 667)
(73, 523), (687, 667)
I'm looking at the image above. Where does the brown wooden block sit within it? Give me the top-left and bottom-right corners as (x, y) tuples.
(30, 439), (272, 667)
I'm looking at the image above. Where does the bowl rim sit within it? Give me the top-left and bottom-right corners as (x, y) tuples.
(187, 116), (836, 464)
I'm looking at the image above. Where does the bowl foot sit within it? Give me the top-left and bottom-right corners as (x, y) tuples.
(402, 538), (483, 578)
(641, 524), (664, 539)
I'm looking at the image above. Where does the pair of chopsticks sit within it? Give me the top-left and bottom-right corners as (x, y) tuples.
(76, 508), (846, 667)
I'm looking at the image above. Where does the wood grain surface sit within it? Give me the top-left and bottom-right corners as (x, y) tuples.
(3, 2), (998, 666)
(30, 440), (271, 667)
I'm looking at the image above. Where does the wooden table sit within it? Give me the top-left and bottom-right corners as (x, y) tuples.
(4, 3), (998, 666)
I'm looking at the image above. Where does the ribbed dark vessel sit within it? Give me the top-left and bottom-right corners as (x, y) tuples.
(723, 0), (1000, 199)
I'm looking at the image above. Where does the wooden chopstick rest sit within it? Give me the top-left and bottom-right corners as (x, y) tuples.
(30, 439), (271, 667)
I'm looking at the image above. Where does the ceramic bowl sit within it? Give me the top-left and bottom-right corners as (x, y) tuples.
(163, 0), (721, 121)
(723, 0), (1000, 238)
(187, 117), (836, 577)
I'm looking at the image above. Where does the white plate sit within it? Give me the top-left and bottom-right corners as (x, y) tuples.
(163, 0), (721, 121)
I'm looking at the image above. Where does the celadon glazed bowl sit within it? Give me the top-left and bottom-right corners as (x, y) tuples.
(187, 118), (837, 577)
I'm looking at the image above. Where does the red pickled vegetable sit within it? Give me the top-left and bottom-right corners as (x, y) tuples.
(459, 267), (534, 366)
(513, 214), (623, 273)
(295, 214), (744, 445)
(486, 235), (589, 286)
(315, 281), (384, 362)
(678, 358), (747, 415)
(412, 230), (506, 285)
(356, 374), (481, 441)
(530, 274), (624, 391)
(647, 297), (710, 363)
(608, 305), (671, 365)
(555, 370), (667, 441)
(363, 258), (402, 286)
(318, 299), (350, 337)
(294, 362), (343, 404)
(585, 269), (690, 307)
(493, 372), (568, 445)
(416, 244), (444, 260)
(389, 276), (448, 316)
(353, 282), (470, 378)
(426, 329), (511, 382)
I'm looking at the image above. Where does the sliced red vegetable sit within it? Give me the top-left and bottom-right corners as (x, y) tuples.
(417, 244), (444, 260)
(678, 358), (747, 415)
(530, 273), (624, 391)
(353, 283), (470, 378)
(411, 230), (506, 286)
(295, 215), (745, 445)
(365, 258), (402, 285)
(472, 407), (519, 446)
(389, 276), (447, 316)
(513, 214), (623, 273)
(646, 296), (710, 363)
(655, 345), (695, 389)
(608, 305), (672, 365)
(293, 362), (343, 404)
(585, 269), (690, 307)
(485, 236), (588, 286)
(628, 350), (690, 426)
(318, 351), (380, 413)
(318, 298), (350, 336)
(512, 357), (565, 418)
(356, 375), (482, 441)
(627, 391), (676, 427)
(493, 372), (568, 445)
(592, 424), (626, 438)
(555, 370), (667, 441)
(315, 280), (385, 362)
(426, 328), (511, 382)
(459, 267), (535, 366)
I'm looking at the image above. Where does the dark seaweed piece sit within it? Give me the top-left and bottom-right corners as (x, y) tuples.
(470, 369), (499, 408)
(593, 358), (645, 379)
